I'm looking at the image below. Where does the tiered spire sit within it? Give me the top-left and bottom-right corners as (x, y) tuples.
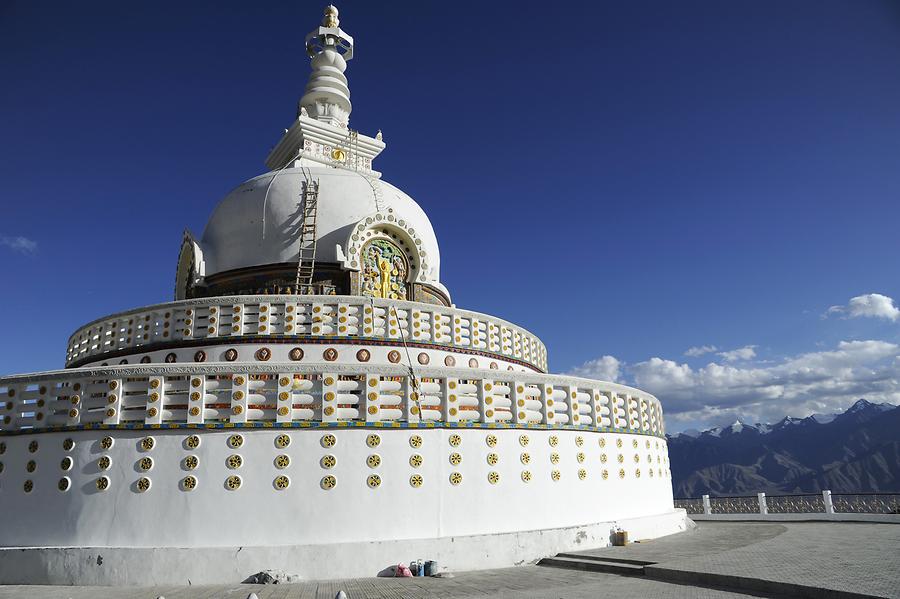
(299, 5), (355, 128)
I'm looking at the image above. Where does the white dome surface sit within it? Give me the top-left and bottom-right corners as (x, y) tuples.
(200, 166), (441, 285)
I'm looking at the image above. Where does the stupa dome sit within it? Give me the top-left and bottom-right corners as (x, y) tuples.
(200, 166), (443, 288)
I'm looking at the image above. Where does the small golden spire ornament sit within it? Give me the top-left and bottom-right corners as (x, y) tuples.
(322, 5), (339, 28)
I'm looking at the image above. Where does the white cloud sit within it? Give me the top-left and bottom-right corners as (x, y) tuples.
(717, 345), (757, 362)
(0, 235), (37, 254)
(826, 293), (899, 322)
(631, 339), (900, 428)
(684, 345), (718, 357)
(573, 339), (900, 431)
(566, 355), (620, 383)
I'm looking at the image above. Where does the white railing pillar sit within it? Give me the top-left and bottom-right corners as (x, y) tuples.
(823, 490), (834, 514)
(758, 492), (768, 515)
(702, 494), (711, 515)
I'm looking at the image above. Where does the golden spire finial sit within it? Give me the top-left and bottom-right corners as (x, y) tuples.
(322, 5), (339, 28)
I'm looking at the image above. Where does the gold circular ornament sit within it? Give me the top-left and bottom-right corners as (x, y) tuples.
(550, 452), (560, 465)
(366, 434), (381, 448)
(96, 476), (110, 491)
(619, 468), (626, 479)
(488, 471), (500, 485)
(182, 475), (197, 490)
(578, 469), (587, 480)
(449, 434), (462, 447)
(320, 454), (337, 469)
(28, 440), (39, 453)
(521, 470), (532, 483)
(519, 434), (530, 447)
(62, 438), (75, 451)
(616, 438), (623, 448)
(367, 454), (382, 468)
(635, 468), (641, 478)
(321, 434), (337, 448)
(599, 438), (606, 448)
(575, 436), (584, 447)
(485, 434), (498, 447)
(190, 406), (201, 416)
(140, 437), (155, 451)
(602, 469), (609, 480)
(97, 456), (111, 470)
(449, 471), (463, 486)
(226, 475), (242, 490)
(634, 454), (640, 463)
(600, 454), (608, 463)
(331, 148), (346, 161)
(366, 474), (382, 488)
(60, 456), (73, 471)
(409, 454), (423, 468)
(449, 452), (462, 466)
(275, 434), (291, 449)
(520, 452), (531, 465)
(100, 436), (114, 450)
(409, 474), (423, 488)
(226, 454), (243, 469)
(618, 454), (624, 463)
(26, 460), (36, 473)
(577, 452), (585, 463)
(487, 453), (499, 466)
(183, 455), (199, 470)
(139, 457), (153, 471)
(23, 479), (34, 493)
(321, 475), (337, 490)
(549, 436), (558, 447)
(271, 454), (289, 469)
(632, 439), (639, 449)
(274, 475), (290, 490)
(185, 435), (201, 449)
(228, 434), (244, 449)
(136, 477), (151, 492)
(551, 470), (561, 482)
(409, 435), (423, 448)
(58, 477), (70, 492)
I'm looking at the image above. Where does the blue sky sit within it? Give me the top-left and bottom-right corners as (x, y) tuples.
(2, 1), (899, 431)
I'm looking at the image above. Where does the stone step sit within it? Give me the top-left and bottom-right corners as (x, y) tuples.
(538, 555), (646, 576)
(556, 553), (656, 566)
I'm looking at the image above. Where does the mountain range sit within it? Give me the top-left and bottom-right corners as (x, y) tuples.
(667, 399), (900, 497)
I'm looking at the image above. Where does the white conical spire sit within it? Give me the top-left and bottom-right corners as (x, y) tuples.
(299, 5), (355, 128)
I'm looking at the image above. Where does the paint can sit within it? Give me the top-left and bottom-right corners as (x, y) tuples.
(424, 560), (437, 576)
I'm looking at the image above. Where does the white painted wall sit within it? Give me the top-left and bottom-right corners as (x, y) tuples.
(0, 428), (673, 548)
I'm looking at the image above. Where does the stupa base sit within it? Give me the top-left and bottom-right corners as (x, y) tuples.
(0, 510), (690, 585)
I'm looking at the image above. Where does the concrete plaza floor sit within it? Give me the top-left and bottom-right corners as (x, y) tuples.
(0, 521), (896, 598)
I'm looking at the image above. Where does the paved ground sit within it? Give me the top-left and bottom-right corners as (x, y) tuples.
(0, 521), (896, 598)
(572, 521), (900, 598)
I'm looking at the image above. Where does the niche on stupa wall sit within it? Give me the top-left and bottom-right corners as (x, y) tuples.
(359, 237), (410, 300)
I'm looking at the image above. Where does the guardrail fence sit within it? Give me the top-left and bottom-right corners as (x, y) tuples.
(676, 492), (900, 515)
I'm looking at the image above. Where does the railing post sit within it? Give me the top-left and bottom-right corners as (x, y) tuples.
(758, 492), (768, 515)
(823, 490), (834, 514)
(702, 494), (711, 515)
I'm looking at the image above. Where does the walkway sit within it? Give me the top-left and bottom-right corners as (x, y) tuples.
(0, 521), (896, 598)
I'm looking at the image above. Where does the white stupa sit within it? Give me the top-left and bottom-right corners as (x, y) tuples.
(0, 6), (688, 585)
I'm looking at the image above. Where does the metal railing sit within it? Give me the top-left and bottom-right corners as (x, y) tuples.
(676, 492), (900, 515)
(0, 363), (666, 437)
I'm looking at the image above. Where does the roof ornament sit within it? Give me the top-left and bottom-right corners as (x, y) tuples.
(299, 5), (354, 128)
